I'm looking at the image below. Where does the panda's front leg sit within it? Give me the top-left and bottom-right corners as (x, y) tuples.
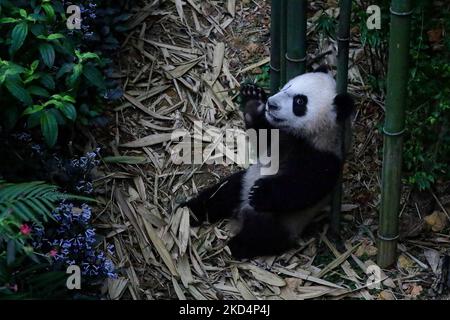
(248, 176), (317, 213)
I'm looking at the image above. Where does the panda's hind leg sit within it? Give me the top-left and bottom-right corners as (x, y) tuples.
(228, 208), (295, 259)
(183, 171), (244, 226)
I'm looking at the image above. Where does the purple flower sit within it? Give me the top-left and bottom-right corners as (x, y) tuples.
(30, 200), (117, 280)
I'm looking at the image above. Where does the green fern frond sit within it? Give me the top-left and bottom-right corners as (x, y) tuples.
(0, 181), (94, 224)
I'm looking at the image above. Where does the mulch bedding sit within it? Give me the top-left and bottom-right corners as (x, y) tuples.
(89, 0), (450, 300)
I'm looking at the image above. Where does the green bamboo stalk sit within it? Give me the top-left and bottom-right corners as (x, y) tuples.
(279, 0), (287, 86)
(286, 0), (307, 79)
(378, 0), (413, 268)
(330, 0), (352, 236)
(270, 0), (282, 94)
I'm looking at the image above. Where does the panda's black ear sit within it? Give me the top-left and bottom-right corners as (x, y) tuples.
(334, 93), (355, 122)
(313, 65), (329, 74)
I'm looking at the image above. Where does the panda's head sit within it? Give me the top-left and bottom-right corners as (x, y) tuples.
(265, 68), (353, 137)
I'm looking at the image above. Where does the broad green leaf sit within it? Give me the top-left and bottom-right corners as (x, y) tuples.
(28, 86), (50, 97)
(19, 9), (27, 18)
(68, 64), (83, 87)
(78, 52), (100, 61)
(23, 104), (45, 115)
(27, 111), (42, 128)
(56, 62), (74, 78)
(4, 62), (26, 76)
(24, 73), (40, 84)
(4, 77), (32, 105)
(47, 33), (64, 41)
(40, 111), (58, 147)
(60, 103), (77, 121)
(43, 99), (63, 108)
(30, 60), (39, 72)
(82, 65), (106, 90)
(41, 3), (55, 20)
(62, 95), (76, 103)
(10, 22), (28, 54)
(38, 72), (55, 89)
(0, 18), (17, 23)
(39, 43), (55, 68)
(31, 23), (46, 37)
(49, 108), (66, 125)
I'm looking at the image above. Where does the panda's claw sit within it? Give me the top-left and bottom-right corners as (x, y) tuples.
(240, 83), (267, 104)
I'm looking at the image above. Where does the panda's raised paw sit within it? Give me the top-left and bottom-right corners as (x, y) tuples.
(240, 83), (267, 104)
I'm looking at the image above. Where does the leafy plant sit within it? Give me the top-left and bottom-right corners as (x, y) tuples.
(254, 64), (270, 89)
(0, 180), (90, 260)
(0, 180), (113, 299)
(404, 4), (450, 190)
(316, 10), (337, 39)
(0, 0), (126, 146)
(353, 1), (450, 191)
(0, 180), (70, 298)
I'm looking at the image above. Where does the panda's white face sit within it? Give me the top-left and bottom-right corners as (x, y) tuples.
(265, 72), (338, 136)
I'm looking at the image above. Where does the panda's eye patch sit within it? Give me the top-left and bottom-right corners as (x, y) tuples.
(293, 94), (308, 116)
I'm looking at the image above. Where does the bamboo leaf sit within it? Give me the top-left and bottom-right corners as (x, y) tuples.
(103, 156), (148, 164)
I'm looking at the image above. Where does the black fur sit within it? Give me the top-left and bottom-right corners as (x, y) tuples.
(248, 140), (340, 213)
(313, 65), (330, 73)
(240, 84), (272, 130)
(185, 82), (351, 259)
(240, 83), (267, 106)
(184, 171), (244, 225)
(334, 92), (355, 122)
(292, 94), (308, 117)
(228, 208), (294, 259)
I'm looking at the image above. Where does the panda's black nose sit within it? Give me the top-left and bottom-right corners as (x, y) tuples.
(268, 103), (280, 111)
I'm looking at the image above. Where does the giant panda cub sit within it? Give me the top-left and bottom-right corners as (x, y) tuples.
(183, 66), (354, 259)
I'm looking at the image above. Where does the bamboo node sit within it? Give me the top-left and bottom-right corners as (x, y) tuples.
(377, 232), (399, 241)
(337, 36), (350, 42)
(269, 62), (281, 72)
(285, 53), (307, 63)
(382, 127), (405, 136)
(389, 7), (414, 16)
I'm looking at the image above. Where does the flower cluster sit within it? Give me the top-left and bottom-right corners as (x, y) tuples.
(32, 202), (117, 279)
(65, 148), (100, 195)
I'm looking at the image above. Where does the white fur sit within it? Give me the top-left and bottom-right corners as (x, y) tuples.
(240, 162), (262, 210)
(265, 72), (341, 156)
